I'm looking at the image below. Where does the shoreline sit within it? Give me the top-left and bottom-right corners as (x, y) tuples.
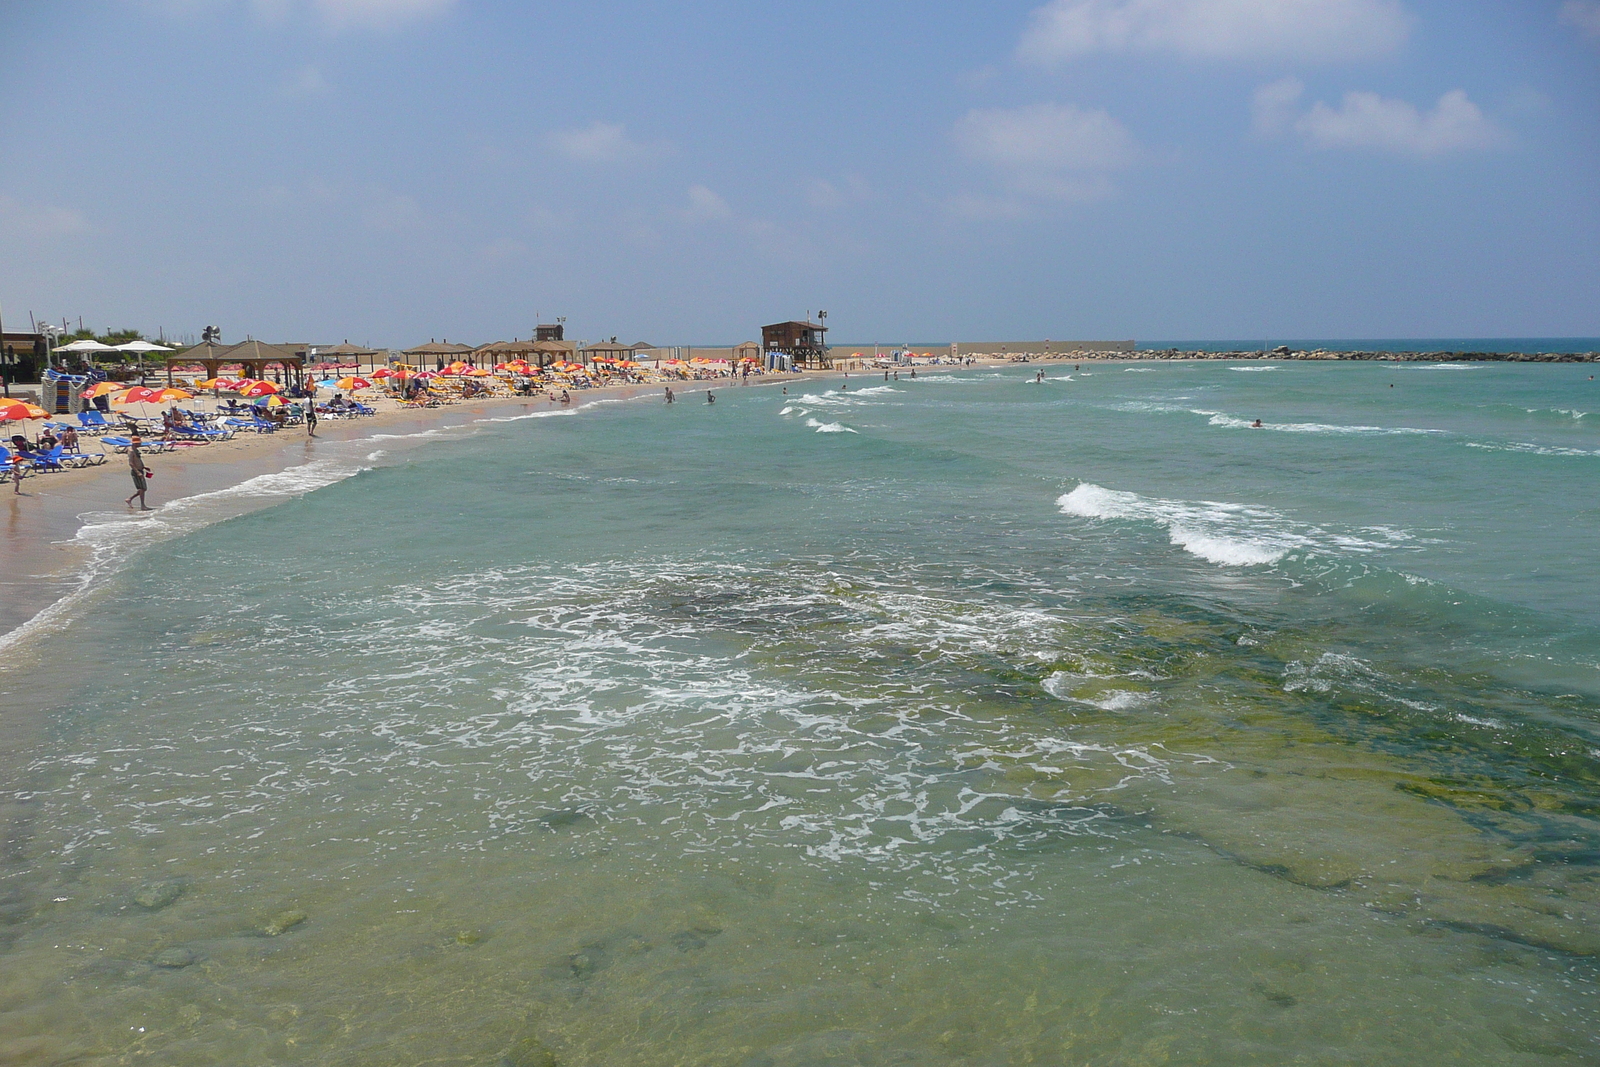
(0, 372), (844, 652)
(4, 350), (1594, 651)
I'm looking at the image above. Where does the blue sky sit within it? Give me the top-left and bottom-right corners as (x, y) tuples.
(1, 0), (1597, 346)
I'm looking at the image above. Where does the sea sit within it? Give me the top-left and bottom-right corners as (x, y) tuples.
(1, 359), (1597, 1065)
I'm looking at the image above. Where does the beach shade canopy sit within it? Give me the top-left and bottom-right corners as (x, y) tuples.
(255, 395), (290, 408)
(316, 378), (340, 388)
(56, 339), (118, 353)
(240, 380), (283, 397)
(81, 381), (120, 399)
(336, 377), (372, 390)
(115, 340), (174, 354)
(0, 400), (49, 421)
(151, 388), (193, 402)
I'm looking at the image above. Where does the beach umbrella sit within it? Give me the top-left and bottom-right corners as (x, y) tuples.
(240, 380), (282, 397)
(81, 381), (120, 399)
(369, 368), (394, 379)
(336, 377), (372, 390)
(111, 387), (166, 405)
(57, 339), (117, 354)
(0, 400), (49, 421)
(255, 395), (290, 408)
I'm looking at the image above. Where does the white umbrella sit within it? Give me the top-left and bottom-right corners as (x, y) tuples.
(115, 341), (173, 353)
(56, 339), (117, 353)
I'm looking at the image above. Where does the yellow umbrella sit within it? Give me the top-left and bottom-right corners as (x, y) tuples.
(81, 381), (120, 399)
(0, 400), (49, 422)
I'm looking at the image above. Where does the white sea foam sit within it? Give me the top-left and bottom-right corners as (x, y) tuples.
(1464, 441), (1600, 457)
(1042, 672), (1155, 712)
(1056, 483), (1409, 567)
(805, 418), (858, 434)
(476, 408), (577, 423)
(1207, 413), (1445, 436)
(1229, 366), (1277, 372)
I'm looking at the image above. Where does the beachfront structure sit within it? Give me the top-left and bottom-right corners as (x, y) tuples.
(763, 319), (829, 368)
(530, 339), (577, 366)
(579, 338), (635, 364)
(165, 339), (306, 386)
(1, 331), (46, 386)
(535, 323), (564, 342)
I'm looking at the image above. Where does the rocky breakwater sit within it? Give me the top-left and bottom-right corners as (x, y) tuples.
(1131, 346), (1600, 362)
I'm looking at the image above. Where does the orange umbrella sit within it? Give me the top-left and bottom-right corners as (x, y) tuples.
(335, 377), (372, 390)
(150, 388), (193, 402)
(111, 387), (165, 405)
(0, 400), (49, 421)
(240, 381), (282, 397)
(81, 381), (120, 399)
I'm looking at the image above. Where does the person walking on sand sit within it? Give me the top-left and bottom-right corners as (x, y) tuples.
(124, 436), (153, 510)
(9, 453), (25, 494)
(305, 400), (318, 437)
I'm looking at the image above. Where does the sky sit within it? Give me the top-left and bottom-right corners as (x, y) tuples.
(1, 0), (1597, 347)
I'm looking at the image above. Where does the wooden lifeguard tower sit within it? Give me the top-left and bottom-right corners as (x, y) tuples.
(762, 311), (829, 368)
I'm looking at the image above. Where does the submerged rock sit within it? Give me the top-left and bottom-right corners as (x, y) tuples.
(133, 880), (185, 911)
(500, 1035), (558, 1067)
(537, 809), (588, 830)
(455, 929), (483, 946)
(671, 925), (722, 952)
(261, 909), (307, 937)
(152, 947), (196, 969)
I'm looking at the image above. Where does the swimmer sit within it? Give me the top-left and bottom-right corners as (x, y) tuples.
(706, 391), (715, 404)
(664, 386), (674, 404)
(1251, 419), (1263, 428)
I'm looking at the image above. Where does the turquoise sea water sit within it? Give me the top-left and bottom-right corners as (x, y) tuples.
(2, 361), (1599, 1065)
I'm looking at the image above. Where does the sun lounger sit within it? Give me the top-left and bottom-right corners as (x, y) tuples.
(29, 445), (67, 473)
(174, 424), (234, 441)
(60, 449), (107, 467)
(77, 410), (112, 434)
(223, 417), (276, 434)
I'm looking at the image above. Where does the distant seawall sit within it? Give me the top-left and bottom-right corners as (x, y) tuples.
(1119, 348), (1600, 362)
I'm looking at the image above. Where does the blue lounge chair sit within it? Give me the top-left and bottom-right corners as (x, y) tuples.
(101, 436), (174, 454)
(223, 417), (275, 434)
(77, 410), (113, 434)
(61, 448), (106, 468)
(174, 423), (234, 441)
(29, 445), (67, 473)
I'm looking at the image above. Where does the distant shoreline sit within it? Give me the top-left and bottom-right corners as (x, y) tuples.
(1079, 349), (1600, 362)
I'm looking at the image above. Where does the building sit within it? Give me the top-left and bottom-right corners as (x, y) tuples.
(762, 319), (829, 368)
(165, 339), (306, 386)
(535, 323), (565, 342)
(1, 331), (46, 385)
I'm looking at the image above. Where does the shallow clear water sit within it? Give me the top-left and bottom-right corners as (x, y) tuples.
(2, 363), (1599, 1065)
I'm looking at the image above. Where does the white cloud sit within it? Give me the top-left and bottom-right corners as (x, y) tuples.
(683, 185), (734, 223)
(1018, 0), (1410, 63)
(549, 122), (652, 164)
(1561, 1), (1600, 40)
(0, 193), (92, 237)
(1251, 76), (1305, 134)
(953, 102), (1136, 202)
(1293, 89), (1505, 155)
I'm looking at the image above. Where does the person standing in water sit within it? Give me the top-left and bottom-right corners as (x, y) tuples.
(706, 391), (715, 404)
(665, 386), (674, 404)
(124, 436), (153, 510)
(305, 400), (318, 437)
